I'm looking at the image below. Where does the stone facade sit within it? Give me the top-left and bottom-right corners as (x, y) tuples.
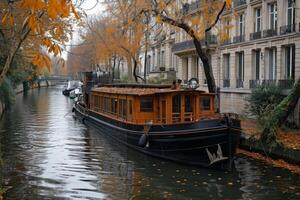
(218, 0), (300, 126)
(171, 0), (300, 126)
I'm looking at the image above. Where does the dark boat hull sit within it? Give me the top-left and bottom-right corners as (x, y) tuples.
(73, 103), (241, 170)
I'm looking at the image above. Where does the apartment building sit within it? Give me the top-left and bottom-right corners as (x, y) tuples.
(139, 0), (299, 125)
(169, 0), (299, 125)
(219, 0), (299, 125)
(139, 21), (177, 82)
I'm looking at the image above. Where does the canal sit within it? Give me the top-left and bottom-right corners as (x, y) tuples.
(0, 87), (300, 200)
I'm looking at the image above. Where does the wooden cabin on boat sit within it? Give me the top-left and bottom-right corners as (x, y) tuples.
(89, 84), (216, 125)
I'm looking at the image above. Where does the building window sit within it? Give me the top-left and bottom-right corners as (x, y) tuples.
(285, 45), (295, 79)
(161, 50), (165, 67)
(269, 3), (277, 30)
(237, 14), (245, 36)
(152, 51), (155, 71)
(223, 54), (230, 80)
(254, 49), (260, 80)
(140, 97), (153, 112)
(269, 48), (277, 80)
(237, 52), (244, 81)
(255, 8), (261, 32)
(200, 97), (211, 111)
(172, 54), (177, 71)
(157, 51), (160, 68)
(146, 55), (151, 74)
(287, 0), (295, 26)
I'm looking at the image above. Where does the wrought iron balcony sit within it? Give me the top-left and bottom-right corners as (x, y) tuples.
(250, 31), (262, 40)
(249, 80), (260, 89)
(278, 79), (294, 89)
(233, 0), (247, 8)
(280, 24), (296, 35)
(223, 79), (230, 88)
(233, 35), (245, 43)
(236, 79), (244, 88)
(221, 38), (231, 46)
(249, 79), (294, 89)
(172, 35), (217, 53)
(263, 29), (277, 38)
(261, 80), (276, 86)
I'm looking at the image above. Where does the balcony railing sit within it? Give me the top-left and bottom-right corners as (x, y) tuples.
(236, 79), (244, 88)
(223, 79), (230, 88)
(249, 80), (260, 89)
(221, 38), (231, 46)
(172, 35), (217, 52)
(278, 80), (294, 89)
(233, 35), (245, 43)
(249, 79), (294, 89)
(263, 29), (277, 38)
(280, 24), (296, 35)
(233, 0), (247, 8)
(250, 31), (262, 40)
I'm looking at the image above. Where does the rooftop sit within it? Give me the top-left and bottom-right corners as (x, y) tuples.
(91, 84), (207, 96)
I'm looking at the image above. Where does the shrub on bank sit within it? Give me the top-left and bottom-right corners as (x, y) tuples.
(245, 84), (284, 127)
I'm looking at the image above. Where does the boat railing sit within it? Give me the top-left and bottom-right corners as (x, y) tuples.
(172, 113), (181, 123)
(91, 108), (200, 125)
(184, 112), (193, 122)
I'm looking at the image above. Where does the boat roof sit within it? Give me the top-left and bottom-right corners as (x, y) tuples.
(91, 84), (209, 96)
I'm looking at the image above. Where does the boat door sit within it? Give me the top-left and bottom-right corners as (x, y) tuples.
(172, 94), (181, 123)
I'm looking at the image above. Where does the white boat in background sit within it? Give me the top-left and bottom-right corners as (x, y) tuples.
(70, 87), (82, 99)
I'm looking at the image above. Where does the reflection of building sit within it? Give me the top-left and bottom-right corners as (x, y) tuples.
(140, 0), (300, 126)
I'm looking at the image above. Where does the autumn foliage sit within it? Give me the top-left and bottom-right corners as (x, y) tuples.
(0, 0), (82, 83)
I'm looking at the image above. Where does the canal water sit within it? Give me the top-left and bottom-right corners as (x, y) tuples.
(0, 87), (300, 200)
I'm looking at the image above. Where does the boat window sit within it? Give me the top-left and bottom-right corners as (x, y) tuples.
(129, 100), (132, 115)
(172, 94), (181, 113)
(122, 99), (127, 118)
(201, 96), (211, 111)
(140, 97), (153, 112)
(184, 95), (193, 112)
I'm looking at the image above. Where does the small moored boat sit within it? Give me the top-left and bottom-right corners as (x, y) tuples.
(73, 80), (241, 170)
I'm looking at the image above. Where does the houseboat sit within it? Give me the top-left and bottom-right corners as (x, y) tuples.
(73, 81), (241, 170)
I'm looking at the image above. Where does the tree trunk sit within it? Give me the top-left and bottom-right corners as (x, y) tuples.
(193, 38), (216, 93)
(261, 79), (300, 145)
(0, 50), (16, 85)
(133, 59), (138, 83)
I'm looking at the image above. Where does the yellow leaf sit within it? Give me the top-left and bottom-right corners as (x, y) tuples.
(226, 0), (232, 8)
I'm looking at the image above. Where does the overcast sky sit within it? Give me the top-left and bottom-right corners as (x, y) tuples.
(62, 0), (103, 59)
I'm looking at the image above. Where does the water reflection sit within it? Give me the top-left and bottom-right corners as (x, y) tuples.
(0, 87), (300, 200)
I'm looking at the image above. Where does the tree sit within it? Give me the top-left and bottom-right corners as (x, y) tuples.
(102, 0), (231, 92)
(0, 0), (82, 84)
(261, 79), (300, 147)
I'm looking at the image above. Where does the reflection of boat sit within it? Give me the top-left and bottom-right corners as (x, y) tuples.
(74, 76), (241, 170)
(62, 80), (82, 96)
